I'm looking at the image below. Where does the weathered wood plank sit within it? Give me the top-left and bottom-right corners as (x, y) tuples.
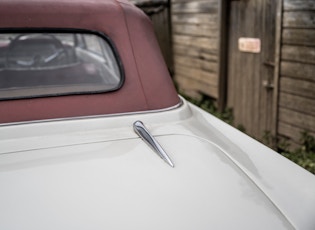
(279, 107), (315, 132)
(174, 55), (217, 73)
(175, 75), (218, 98)
(283, 11), (315, 28)
(282, 28), (315, 46)
(175, 65), (218, 86)
(172, 0), (216, 3)
(171, 0), (219, 100)
(217, 0), (228, 111)
(280, 77), (315, 98)
(172, 13), (218, 26)
(281, 45), (315, 64)
(132, 0), (168, 6)
(173, 23), (218, 37)
(279, 92), (315, 116)
(272, 0), (284, 140)
(172, 1), (218, 14)
(173, 34), (218, 51)
(279, 2), (315, 149)
(283, 0), (315, 11)
(173, 44), (218, 62)
(226, 0), (278, 139)
(278, 121), (315, 147)
(280, 61), (315, 82)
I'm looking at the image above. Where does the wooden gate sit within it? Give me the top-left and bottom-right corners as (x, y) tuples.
(226, 0), (277, 141)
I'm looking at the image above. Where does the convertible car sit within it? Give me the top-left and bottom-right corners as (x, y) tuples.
(0, 0), (315, 229)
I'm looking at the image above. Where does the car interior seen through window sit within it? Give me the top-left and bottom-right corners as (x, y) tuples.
(0, 32), (122, 100)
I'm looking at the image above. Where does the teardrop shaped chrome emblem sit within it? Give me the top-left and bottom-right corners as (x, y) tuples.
(133, 121), (174, 168)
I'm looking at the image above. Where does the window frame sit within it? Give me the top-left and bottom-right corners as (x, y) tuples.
(0, 28), (125, 101)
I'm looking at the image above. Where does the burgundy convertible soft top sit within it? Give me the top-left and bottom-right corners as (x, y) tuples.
(0, 0), (180, 123)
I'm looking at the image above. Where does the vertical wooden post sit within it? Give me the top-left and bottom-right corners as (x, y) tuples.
(218, 0), (229, 112)
(272, 0), (283, 147)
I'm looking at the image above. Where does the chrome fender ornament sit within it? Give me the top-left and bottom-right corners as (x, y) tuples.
(133, 121), (174, 168)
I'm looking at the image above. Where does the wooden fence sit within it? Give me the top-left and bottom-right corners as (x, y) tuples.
(171, 0), (219, 99)
(134, 0), (315, 149)
(276, 0), (315, 148)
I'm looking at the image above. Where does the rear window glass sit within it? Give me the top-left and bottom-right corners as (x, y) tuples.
(0, 32), (123, 100)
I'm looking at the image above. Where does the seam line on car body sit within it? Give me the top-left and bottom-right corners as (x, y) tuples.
(153, 133), (297, 229)
(113, 0), (150, 109)
(0, 137), (140, 156)
(0, 99), (183, 127)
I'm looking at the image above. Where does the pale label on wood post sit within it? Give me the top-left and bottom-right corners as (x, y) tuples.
(238, 38), (261, 53)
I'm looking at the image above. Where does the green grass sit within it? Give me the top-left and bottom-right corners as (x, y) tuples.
(279, 131), (315, 174)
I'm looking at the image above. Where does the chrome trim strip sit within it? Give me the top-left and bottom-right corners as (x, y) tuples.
(0, 99), (183, 127)
(133, 120), (174, 168)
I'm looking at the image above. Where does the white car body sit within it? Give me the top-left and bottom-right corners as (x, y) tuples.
(0, 0), (315, 229)
(1, 99), (315, 229)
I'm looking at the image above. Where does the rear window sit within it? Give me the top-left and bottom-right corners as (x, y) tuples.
(0, 32), (123, 100)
